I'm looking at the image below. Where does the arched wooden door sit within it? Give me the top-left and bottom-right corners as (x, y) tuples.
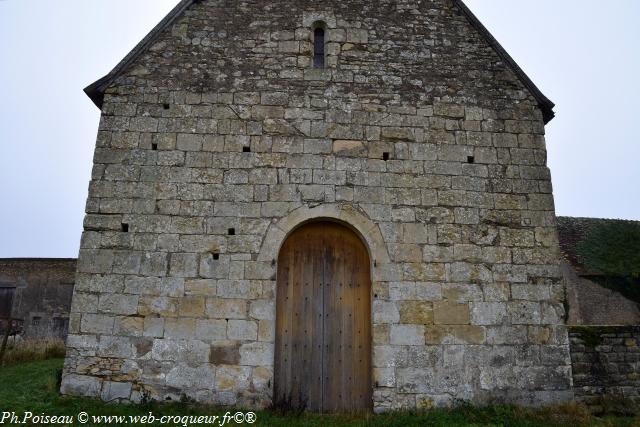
(274, 221), (372, 413)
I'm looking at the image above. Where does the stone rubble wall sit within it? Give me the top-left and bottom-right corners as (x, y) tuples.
(569, 326), (640, 403)
(61, 0), (572, 410)
(0, 258), (76, 340)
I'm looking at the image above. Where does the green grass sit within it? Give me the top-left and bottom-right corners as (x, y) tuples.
(0, 359), (638, 426)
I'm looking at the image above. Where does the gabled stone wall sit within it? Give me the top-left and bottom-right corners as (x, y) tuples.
(62, 0), (572, 410)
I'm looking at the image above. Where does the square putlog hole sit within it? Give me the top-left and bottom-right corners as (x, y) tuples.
(228, 228), (236, 236)
(151, 143), (158, 151)
(382, 152), (390, 161)
(242, 146), (251, 153)
(467, 156), (475, 164)
(212, 253), (220, 260)
(163, 103), (170, 110)
(121, 223), (129, 233)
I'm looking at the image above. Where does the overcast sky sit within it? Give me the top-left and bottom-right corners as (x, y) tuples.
(1, 1), (638, 258)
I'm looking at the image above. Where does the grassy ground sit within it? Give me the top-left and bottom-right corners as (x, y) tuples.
(1, 359), (638, 427)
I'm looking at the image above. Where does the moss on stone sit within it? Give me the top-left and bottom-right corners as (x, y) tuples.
(569, 326), (613, 348)
(575, 221), (640, 304)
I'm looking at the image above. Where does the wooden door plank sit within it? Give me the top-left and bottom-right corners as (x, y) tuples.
(340, 230), (353, 412)
(274, 237), (291, 407)
(289, 237), (304, 409)
(304, 226), (324, 411)
(354, 235), (372, 411)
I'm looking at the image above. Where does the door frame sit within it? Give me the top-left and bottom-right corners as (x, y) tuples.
(273, 219), (374, 412)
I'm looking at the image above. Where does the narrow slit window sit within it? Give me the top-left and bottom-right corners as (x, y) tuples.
(314, 27), (325, 68)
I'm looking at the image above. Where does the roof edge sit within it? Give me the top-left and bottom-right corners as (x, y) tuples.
(0, 258), (77, 263)
(84, 0), (196, 109)
(85, 0), (556, 124)
(453, 0), (555, 123)
(557, 216), (640, 225)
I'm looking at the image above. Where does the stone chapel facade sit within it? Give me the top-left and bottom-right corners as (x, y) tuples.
(61, 0), (573, 411)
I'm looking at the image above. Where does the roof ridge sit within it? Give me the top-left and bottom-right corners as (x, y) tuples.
(558, 216), (640, 223)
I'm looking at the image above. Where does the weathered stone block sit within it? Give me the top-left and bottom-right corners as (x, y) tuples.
(400, 301), (434, 325)
(138, 296), (178, 317)
(239, 342), (273, 366)
(426, 325), (485, 345)
(227, 320), (258, 341)
(390, 325), (426, 345)
(389, 244), (423, 263)
(509, 301), (542, 325)
(169, 253), (199, 278)
(99, 335), (135, 358)
(206, 298), (247, 319)
(81, 314), (114, 334)
(216, 365), (251, 391)
(433, 302), (470, 325)
(443, 283), (483, 302)
(470, 302), (508, 326)
(71, 292), (98, 313)
(249, 299), (275, 320)
(373, 300), (400, 324)
(185, 279), (217, 296)
(397, 368), (434, 394)
(200, 253), (230, 279)
(98, 294), (139, 315)
(101, 381), (132, 402)
(333, 139), (365, 156)
(164, 318), (196, 338)
(151, 339), (210, 366)
(114, 316), (143, 337)
(402, 223), (435, 244)
(195, 319), (227, 341)
(143, 317), (164, 338)
(61, 375), (102, 397)
(178, 296), (206, 317)
(166, 365), (215, 389)
(217, 280), (261, 299)
(258, 319), (275, 342)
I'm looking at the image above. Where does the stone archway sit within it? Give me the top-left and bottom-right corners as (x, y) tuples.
(257, 204), (391, 281)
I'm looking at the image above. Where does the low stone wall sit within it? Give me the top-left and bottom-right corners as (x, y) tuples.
(569, 326), (640, 403)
